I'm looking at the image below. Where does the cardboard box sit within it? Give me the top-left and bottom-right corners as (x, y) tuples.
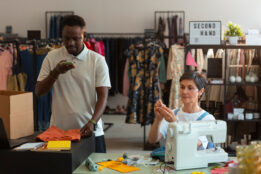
(0, 90), (34, 139)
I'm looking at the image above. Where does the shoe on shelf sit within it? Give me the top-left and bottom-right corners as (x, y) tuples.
(104, 106), (115, 114)
(120, 105), (127, 114)
(115, 105), (122, 114)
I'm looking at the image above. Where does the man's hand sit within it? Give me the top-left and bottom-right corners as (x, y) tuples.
(52, 60), (75, 77)
(80, 122), (94, 137)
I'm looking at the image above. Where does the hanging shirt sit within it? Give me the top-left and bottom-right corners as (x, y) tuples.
(166, 44), (184, 109)
(0, 47), (13, 90)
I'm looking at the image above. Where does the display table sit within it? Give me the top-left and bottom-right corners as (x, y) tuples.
(0, 134), (95, 174)
(73, 153), (228, 174)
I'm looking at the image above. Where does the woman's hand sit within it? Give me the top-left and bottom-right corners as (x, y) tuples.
(158, 105), (177, 122)
(154, 99), (164, 121)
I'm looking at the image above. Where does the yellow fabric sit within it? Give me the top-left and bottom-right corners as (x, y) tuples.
(97, 161), (140, 173)
(98, 166), (106, 171)
(17, 73), (27, 91)
(117, 157), (124, 162)
(7, 74), (18, 91)
(7, 73), (27, 91)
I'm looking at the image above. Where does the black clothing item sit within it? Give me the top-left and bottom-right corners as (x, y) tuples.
(95, 135), (106, 153)
(156, 17), (165, 43)
(170, 15), (178, 45)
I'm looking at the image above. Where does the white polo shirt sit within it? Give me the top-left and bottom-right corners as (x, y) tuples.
(37, 44), (111, 136)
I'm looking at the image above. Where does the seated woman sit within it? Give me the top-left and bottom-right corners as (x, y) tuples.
(148, 71), (215, 150)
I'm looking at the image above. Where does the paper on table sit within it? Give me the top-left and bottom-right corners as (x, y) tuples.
(15, 142), (45, 151)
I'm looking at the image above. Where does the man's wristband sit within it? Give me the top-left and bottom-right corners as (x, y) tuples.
(89, 119), (97, 125)
(89, 119), (97, 130)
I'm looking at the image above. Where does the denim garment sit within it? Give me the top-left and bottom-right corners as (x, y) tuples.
(20, 50), (52, 131)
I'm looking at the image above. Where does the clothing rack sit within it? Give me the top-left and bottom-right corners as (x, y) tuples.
(88, 33), (144, 35)
(87, 32), (145, 38)
(0, 39), (38, 130)
(45, 11), (74, 39)
(154, 11), (185, 47)
(85, 33), (155, 149)
(31, 38), (63, 131)
(1, 39), (63, 131)
(86, 32), (145, 135)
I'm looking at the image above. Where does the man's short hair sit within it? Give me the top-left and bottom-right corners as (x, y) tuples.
(62, 15), (86, 29)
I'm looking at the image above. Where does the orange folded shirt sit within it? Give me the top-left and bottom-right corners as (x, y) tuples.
(36, 126), (81, 142)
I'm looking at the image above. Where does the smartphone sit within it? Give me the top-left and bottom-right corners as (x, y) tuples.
(61, 61), (75, 65)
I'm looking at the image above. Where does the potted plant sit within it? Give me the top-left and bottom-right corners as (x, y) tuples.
(224, 21), (243, 45)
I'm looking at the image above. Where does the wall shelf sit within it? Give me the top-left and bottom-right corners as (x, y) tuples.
(186, 44), (261, 142)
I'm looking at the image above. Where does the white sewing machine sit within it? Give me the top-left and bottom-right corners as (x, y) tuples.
(165, 120), (228, 170)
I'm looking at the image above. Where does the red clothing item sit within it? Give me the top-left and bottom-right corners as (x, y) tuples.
(84, 40), (105, 56)
(97, 41), (105, 56)
(84, 41), (94, 51)
(36, 126), (81, 142)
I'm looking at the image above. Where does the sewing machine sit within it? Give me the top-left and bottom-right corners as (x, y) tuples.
(165, 120), (228, 170)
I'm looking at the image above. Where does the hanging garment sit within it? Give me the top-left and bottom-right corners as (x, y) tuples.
(190, 49), (204, 71)
(123, 58), (130, 96)
(156, 17), (165, 45)
(166, 44), (184, 109)
(164, 18), (169, 48)
(55, 15), (62, 38)
(49, 15), (55, 39)
(84, 41), (94, 51)
(16, 73), (27, 91)
(159, 53), (167, 83)
(0, 46), (13, 90)
(102, 37), (138, 96)
(20, 49), (52, 131)
(170, 16), (178, 46)
(7, 46), (27, 91)
(7, 74), (18, 91)
(186, 51), (198, 67)
(178, 16), (183, 36)
(97, 41), (105, 56)
(126, 44), (163, 125)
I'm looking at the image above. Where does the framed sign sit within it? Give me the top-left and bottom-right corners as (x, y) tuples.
(189, 21), (221, 45)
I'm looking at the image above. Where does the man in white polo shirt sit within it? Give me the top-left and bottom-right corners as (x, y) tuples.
(35, 15), (111, 152)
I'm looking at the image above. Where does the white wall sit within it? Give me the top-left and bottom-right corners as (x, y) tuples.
(0, 0), (261, 38)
